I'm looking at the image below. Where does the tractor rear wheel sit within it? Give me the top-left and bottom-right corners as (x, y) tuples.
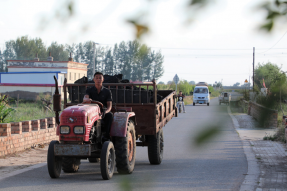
(100, 141), (115, 180)
(47, 141), (62, 178)
(88, 158), (100, 163)
(207, 103), (209, 106)
(62, 157), (81, 173)
(193, 102), (195, 106)
(114, 120), (136, 174)
(148, 128), (164, 165)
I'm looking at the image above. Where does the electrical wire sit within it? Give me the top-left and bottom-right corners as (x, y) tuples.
(259, 29), (287, 54)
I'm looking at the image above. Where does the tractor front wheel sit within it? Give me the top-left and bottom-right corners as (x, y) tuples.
(115, 120), (136, 174)
(148, 128), (164, 165)
(47, 141), (62, 178)
(62, 158), (81, 173)
(100, 141), (115, 180)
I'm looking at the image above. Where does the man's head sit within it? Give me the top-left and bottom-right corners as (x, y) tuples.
(179, 91), (182, 95)
(93, 72), (104, 86)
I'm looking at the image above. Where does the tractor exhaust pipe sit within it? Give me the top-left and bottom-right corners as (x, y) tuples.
(53, 76), (61, 125)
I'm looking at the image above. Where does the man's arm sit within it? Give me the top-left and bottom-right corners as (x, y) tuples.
(106, 101), (112, 113)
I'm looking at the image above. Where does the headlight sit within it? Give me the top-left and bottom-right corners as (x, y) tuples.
(74, 126), (85, 134)
(60, 126), (70, 134)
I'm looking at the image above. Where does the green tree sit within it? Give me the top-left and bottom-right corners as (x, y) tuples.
(254, 62), (285, 89)
(74, 43), (85, 63)
(178, 80), (193, 95)
(103, 48), (114, 75)
(47, 42), (69, 61)
(6, 36), (47, 60)
(65, 43), (76, 57)
(0, 50), (6, 72)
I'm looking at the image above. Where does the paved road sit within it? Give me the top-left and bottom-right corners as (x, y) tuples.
(0, 98), (247, 191)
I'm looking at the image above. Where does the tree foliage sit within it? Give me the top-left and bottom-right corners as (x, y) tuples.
(1, 37), (164, 81)
(71, 40), (164, 80)
(47, 42), (69, 61)
(254, 62), (286, 90)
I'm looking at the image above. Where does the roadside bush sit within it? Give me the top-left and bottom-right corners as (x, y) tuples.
(0, 94), (15, 123)
(263, 127), (286, 143)
(211, 91), (220, 97)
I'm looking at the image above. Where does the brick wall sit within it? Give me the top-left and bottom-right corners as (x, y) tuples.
(248, 101), (278, 128)
(0, 117), (58, 157)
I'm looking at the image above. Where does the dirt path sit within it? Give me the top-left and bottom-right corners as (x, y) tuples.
(0, 144), (48, 176)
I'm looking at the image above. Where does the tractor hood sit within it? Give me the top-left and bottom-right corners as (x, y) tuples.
(60, 104), (101, 125)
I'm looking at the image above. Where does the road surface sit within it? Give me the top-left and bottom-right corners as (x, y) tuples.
(0, 98), (247, 191)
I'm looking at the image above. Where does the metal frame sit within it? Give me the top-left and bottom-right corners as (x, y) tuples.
(63, 79), (177, 135)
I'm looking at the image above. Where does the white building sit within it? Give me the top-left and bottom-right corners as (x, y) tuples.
(0, 54), (88, 100)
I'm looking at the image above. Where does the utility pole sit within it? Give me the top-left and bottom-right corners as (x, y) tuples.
(253, 47), (255, 91)
(92, 42), (99, 78)
(92, 43), (96, 78)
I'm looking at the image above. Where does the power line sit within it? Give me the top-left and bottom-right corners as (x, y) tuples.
(259, 29), (287, 54)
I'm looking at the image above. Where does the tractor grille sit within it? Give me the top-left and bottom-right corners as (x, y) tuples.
(62, 116), (85, 124)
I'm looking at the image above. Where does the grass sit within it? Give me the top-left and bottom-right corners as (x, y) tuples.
(5, 102), (54, 123)
(263, 126), (286, 143)
(184, 96), (193, 105)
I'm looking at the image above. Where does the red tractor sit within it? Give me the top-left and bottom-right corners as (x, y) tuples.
(47, 77), (136, 180)
(48, 76), (177, 180)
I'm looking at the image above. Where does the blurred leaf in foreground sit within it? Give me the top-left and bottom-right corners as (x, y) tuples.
(193, 125), (221, 147)
(119, 177), (132, 191)
(127, 20), (149, 39)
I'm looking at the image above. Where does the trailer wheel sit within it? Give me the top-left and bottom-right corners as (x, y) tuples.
(148, 128), (164, 165)
(115, 121), (136, 174)
(62, 158), (81, 173)
(100, 141), (115, 180)
(88, 158), (100, 163)
(47, 141), (62, 178)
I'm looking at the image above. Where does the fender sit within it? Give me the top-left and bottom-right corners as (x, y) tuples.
(110, 112), (136, 137)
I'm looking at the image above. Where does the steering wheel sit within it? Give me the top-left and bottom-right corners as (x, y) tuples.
(90, 100), (104, 109)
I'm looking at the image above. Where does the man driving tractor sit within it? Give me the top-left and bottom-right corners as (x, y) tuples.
(83, 72), (113, 140)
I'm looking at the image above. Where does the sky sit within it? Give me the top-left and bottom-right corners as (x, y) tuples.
(1, 0), (287, 86)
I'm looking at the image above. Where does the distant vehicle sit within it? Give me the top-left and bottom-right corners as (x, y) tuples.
(219, 92), (231, 105)
(196, 82), (208, 87)
(192, 85), (210, 106)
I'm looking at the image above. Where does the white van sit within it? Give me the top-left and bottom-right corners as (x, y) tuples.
(193, 86), (210, 106)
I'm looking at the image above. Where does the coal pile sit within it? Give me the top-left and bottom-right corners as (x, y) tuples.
(69, 74), (162, 104)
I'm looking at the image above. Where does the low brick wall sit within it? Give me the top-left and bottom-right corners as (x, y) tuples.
(248, 101), (278, 128)
(0, 117), (58, 157)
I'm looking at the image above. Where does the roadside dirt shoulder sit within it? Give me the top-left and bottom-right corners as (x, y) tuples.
(0, 144), (48, 176)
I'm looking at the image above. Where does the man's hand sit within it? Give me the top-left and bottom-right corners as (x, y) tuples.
(83, 96), (91, 104)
